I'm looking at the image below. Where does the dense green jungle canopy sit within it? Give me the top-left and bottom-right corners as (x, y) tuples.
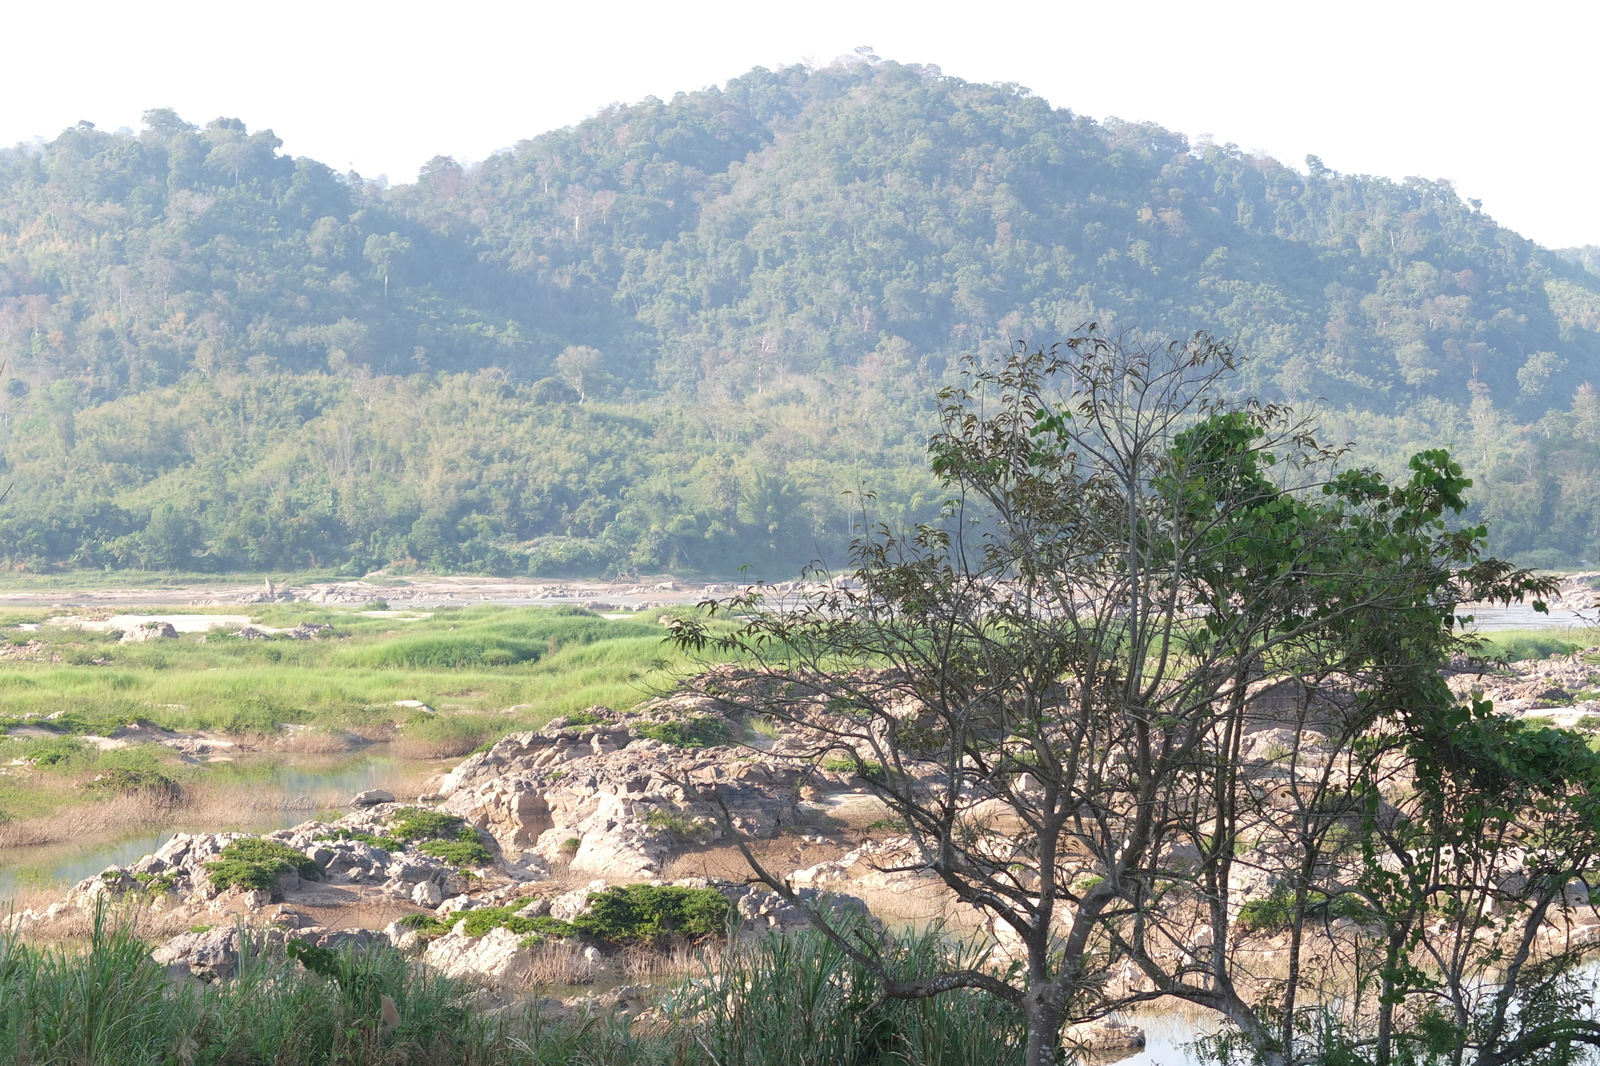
(2, 58), (1598, 577)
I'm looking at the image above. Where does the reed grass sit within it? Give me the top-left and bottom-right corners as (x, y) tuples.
(674, 914), (1023, 1066)
(0, 907), (1024, 1066)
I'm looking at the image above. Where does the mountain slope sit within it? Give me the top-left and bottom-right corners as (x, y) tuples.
(1, 58), (1598, 575)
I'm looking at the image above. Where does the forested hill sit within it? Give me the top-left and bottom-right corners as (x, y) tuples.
(2, 57), (1599, 577)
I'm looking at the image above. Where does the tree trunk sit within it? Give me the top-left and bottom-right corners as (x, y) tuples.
(1024, 1000), (1064, 1066)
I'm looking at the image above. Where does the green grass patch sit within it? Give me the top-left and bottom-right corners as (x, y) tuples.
(642, 808), (708, 841)
(0, 605), (693, 743)
(820, 755), (885, 777)
(80, 767), (181, 800)
(387, 807), (467, 841)
(1236, 885), (1371, 934)
(1476, 627), (1593, 662)
(384, 806), (494, 866)
(458, 906), (576, 940)
(393, 713), (502, 757)
(0, 894), (1030, 1065)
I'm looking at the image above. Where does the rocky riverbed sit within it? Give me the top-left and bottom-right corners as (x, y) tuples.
(10, 647), (1600, 1055)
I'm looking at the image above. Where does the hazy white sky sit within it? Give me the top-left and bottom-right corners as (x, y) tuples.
(10, 0), (1597, 248)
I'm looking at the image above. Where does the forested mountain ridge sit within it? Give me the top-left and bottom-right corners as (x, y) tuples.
(2, 57), (1599, 576)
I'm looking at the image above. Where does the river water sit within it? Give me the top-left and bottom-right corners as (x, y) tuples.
(1462, 601), (1596, 631)
(0, 754), (420, 901)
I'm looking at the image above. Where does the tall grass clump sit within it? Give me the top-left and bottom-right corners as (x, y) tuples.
(0, 908), (187, 1065)
(676, 917), (1024, 1066)
(392, 713), (503, 758)
(0, 908), (612, 1065)
(0, 904), (1031, 1065)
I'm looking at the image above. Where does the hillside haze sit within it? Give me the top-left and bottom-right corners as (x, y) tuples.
(2, 58), (1597, 576)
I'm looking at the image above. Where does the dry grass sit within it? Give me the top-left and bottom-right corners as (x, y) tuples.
(0, 791), (180, 849)
(389, 735), (483, 759)
(0, 776), (343, 856)
(660, 835), (853, 883)
(273, 729), (360, 755)
(620, 941), (703, 985)
(294, 893), (418, 933)
(523, 941), (603, 987)
(344, 722), (400, 744)
(3, 882), (69, 916)
(7, 896), (198, 946)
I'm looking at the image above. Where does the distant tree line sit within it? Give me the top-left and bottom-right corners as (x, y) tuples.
(0, 59), (1598, 574)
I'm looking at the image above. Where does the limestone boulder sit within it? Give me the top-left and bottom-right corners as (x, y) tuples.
(438, 720), (804, 880)
(1064, 1019), (1146, 1053)
(422, 925), (537, 983)
(119, 621), (178, 643)
(152, 925), (282, 982)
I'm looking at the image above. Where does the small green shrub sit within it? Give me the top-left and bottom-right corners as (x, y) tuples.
(81, 768), (181, 800)
(572, 884), (730, 945)
(419, 834), (493, 867)
(821, 755), (885, 777)
(131, 871), (178, 895)
(316, 827), (406, 852)
(642, 808), (707, 841)
(560, 709), (607, 727)
(20, 736), (87, 767)
(1236, 886), (1368, 933)
(1484, 633), (1582, 662)
(635, 715), (731, 749)
(205, 838), (325, 891)
(457, 905), (576, 941)
(384, 807), (493, 865)
(352, 633), (542, 670)
(396, 913), (452, 940)
(388, 807), (467, 841)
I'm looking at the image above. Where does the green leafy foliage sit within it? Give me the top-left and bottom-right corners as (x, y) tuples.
(0, 62), (1596, 577)
(1236, 886), (1372, 935)
(386, 807), (466, 841)
(570, 884), (730, 945)
(316, 827), (405, 852)
(205, 838), (324, 892)
(642, 808), (707, 841)
(79, 767), (181, 800)
(635, 716), (731, 749)
(395, 913), (451, 940)
(0, 906), (1018, 1066)
(1479, 630), (1584, 662)
(382, 806), (494, 866)
(457, 907), (576, 941)
(417, 835), (493, 867)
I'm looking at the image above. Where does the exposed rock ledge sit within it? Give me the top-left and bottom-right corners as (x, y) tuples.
(437, 708), (807, 879)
